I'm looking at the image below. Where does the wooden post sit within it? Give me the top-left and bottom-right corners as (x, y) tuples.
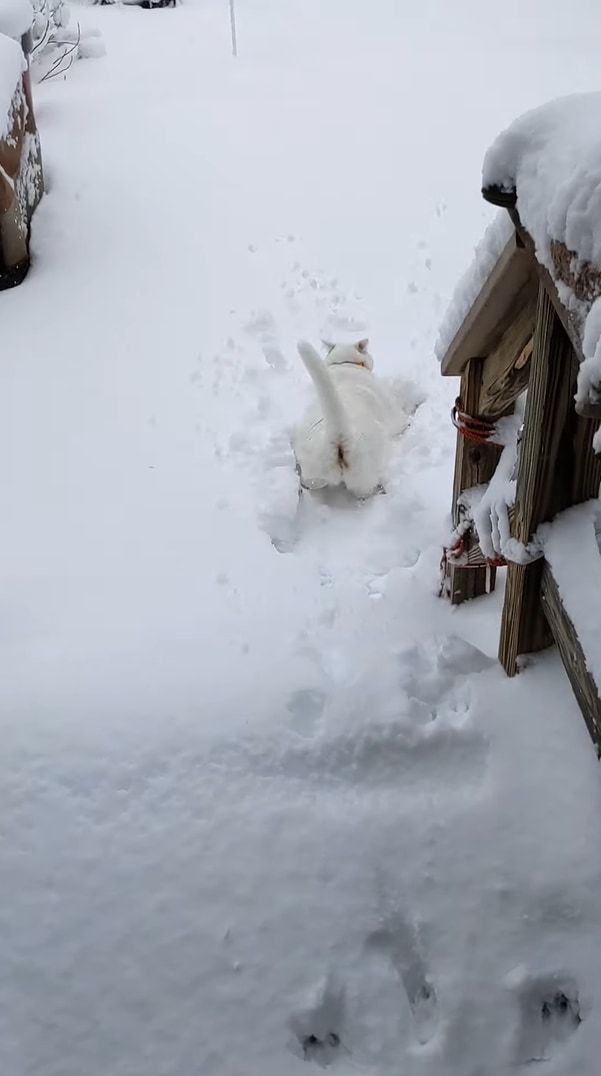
(570, 411), (601, 503)
(499, 283), (592, 674)
(477, 290), (536, 418)
(445, 358), (503, 603)
(541, 564), (601, 753)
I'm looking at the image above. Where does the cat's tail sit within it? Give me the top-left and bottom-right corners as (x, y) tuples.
(297, 341), (349, 468)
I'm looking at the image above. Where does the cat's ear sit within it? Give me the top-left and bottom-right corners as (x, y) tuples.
(356, 338), (369, 353)
(321, 339), (335, 352)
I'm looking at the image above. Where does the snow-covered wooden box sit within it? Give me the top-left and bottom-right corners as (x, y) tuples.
(0, 5), (43, 289)
(438, 94), (601, 751)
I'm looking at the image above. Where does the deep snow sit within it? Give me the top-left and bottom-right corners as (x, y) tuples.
(3, 2), (601, 1074)
(0, 30), (22, 134)
(0, 0), (32, 40)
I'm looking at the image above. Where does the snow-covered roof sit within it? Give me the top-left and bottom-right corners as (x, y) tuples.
(483, 93), (601, 412)
(0, 32), (24, 140)
(0, 0), (32, 39)
(435, 223), (537, 380)
(435, 212), (515, 369)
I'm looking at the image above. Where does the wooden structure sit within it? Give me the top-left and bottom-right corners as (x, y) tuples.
(0, 29), (43, 290)
(439, 186), (601, 752)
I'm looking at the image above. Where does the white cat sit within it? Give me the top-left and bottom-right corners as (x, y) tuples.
(292, 339), (402, 498)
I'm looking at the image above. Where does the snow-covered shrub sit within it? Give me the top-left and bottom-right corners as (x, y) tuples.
(32, 0), (67, 47)
(31, 0), (105, 82)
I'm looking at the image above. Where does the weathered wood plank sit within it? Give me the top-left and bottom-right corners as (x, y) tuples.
(571, 414), (601, 502)
(541, 563), (601, 753)
(513, 305), (579, 533)
(499, 304), (601, 674)
(512, 219), (585, 364)
(440, 235), (535, 377)
(499, 284), (576, 673)
(478, 288), (537, 417)
(500, 561), (551, 674)
(445, 359), (502, 603)
(446, 558), (498, 605)
(506, 213), (601, 431)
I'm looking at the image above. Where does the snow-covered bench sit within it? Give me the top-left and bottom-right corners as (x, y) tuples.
(438, 94), (601, 750)
(0, 4), (43, 288)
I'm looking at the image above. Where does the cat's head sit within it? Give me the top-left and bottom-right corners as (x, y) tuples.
(322, 338), (374, 371)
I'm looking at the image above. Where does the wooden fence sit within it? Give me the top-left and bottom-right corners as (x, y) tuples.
(440, 188), (601, 752)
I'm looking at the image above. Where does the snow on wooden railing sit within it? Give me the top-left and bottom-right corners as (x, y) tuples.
(439, 93), (601, 752)
(483, 93), (601, 422)
(539, 501), (601, 751)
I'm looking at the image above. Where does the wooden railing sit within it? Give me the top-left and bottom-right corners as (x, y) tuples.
(441, 193), (601, 752)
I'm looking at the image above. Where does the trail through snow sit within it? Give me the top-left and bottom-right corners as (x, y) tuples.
(3, 2), (601, 1074)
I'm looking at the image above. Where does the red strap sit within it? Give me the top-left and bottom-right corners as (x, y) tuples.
(451, 399), (501, 446)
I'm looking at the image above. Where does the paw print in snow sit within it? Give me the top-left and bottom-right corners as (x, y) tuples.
(288, 974), (348, 1067)
(510, 970), (582, 1064)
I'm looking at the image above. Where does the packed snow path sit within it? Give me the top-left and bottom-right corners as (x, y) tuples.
(3, 2), (601, 1074)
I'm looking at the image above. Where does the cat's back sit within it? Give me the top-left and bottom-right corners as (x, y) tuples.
(330, 365), (390, 424)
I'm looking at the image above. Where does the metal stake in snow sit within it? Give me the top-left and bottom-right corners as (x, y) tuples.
(229, 0), (237, 57)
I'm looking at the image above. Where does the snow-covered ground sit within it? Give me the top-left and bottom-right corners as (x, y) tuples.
(3, 2), (601, 1073)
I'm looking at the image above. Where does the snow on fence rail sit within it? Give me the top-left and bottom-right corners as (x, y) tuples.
(483, 93), (601, 421)
(539, 502), (601, 748)
(438, 93), (601, 753)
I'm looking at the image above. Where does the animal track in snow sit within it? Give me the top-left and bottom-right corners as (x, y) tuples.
(286, 688), (326, 737)
(367, 912), (439, 1046)
(262, 343), (287, 371)
(288, 974), (348, 1067)
(212, 634), (491, 796)
(285, 722), (483, 790)
(396, 635), (494, 724)
(512, 972), (581, 1064)
(254, 431), (300, 552)
(243, 308), (276, 338)
(276, 262), (364, 329)
(232, 635), (465, 800)
(207, 708), (487, 801)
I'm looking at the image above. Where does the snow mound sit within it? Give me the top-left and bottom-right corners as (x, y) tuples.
(0, 0), (32, 38)
(483, 93), (601, 271)
(0, 31), (23, 139)
(483, 93), (601, 413)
